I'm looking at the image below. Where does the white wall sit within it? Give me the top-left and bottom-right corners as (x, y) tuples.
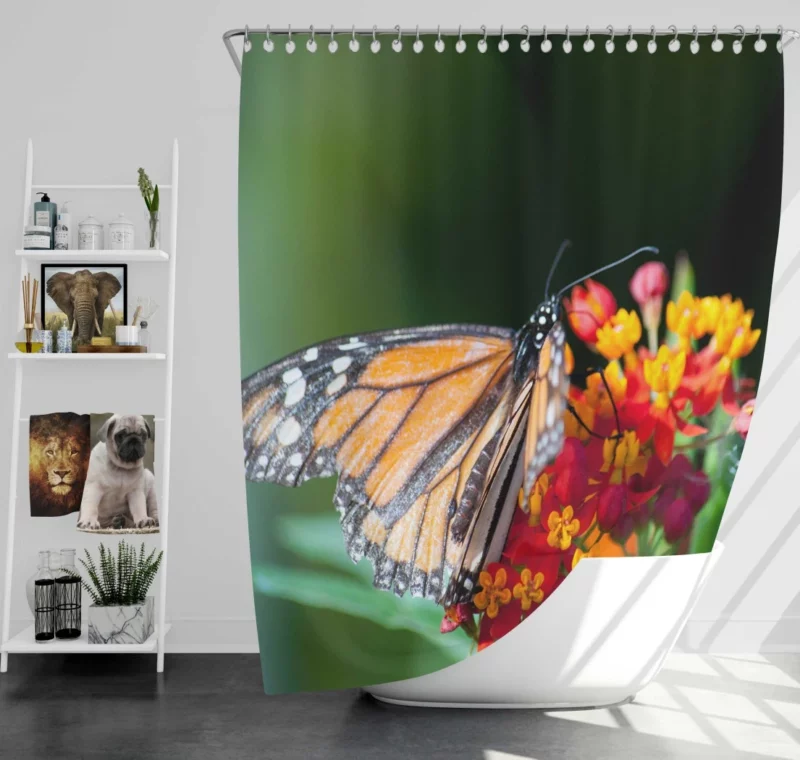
(0, 0), (799, 654)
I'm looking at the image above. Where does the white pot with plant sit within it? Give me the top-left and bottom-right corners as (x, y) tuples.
(69, 541), (163, 645)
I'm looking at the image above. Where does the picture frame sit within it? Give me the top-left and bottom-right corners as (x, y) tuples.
(40, 264), (128, 343)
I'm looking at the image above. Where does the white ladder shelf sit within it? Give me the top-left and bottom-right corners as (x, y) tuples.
(0, 139), (179, 673)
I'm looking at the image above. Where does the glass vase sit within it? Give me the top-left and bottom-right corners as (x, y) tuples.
(55, 548), (82, 639)
(146, 211), (160, 250)
(14, 325), (43, 354)
(34, 550), (55, 642)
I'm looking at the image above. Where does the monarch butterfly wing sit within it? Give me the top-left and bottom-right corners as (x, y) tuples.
(523, 321), (570, 500)
(441, 378), (532, 606)
(242, 324), (516, 599)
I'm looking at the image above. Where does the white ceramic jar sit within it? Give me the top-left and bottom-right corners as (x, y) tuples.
(108, 213), (135, 250)
(78, 215), (104, 250)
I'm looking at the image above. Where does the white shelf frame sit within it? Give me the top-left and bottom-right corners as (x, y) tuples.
(0, 139), (179, 673)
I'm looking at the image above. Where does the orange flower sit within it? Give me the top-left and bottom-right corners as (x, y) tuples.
(643, 345), (686, 410)
(563, 279), (617, 345)
(595, 309), (642, 361)
(585, 360), (627, 417)
(512, 568), (545, 611)
(473, 567), (512, 619)
(518, 472), (550, 526)
(666, 291), (703, 350)
(546, 505), (581, 550)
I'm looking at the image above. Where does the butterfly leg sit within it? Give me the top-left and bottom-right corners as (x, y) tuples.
(570, 367), (623, 440)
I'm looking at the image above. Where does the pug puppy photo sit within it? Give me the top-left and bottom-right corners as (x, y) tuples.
(77, 414), (159, 532)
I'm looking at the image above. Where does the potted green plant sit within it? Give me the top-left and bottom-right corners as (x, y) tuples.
(137, 167), (160, 249)
(71, 541), (163, 644)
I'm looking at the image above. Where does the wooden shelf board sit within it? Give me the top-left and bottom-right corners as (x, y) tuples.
(15, 249), (169, 263)
(2, 624), (170, 654)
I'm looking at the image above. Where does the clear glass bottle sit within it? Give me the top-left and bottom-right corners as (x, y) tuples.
(34, 550), (55, 642)
(55, 548), (81, 639)
(138, 320), (150, 351)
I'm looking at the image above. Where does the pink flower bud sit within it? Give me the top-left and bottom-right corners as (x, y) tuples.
(733, 399), (755, 439)
(629, 261), (669, 307)
(663, 498), (693, 543)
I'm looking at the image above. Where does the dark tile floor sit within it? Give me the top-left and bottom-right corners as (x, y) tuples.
(1, 653), (799, 759)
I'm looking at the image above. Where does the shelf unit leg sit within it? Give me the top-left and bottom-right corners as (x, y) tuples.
(155, 138), (179, 674)
(1, 361), (24, 674)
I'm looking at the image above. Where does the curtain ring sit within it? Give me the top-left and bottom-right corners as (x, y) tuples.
(328, 25), (338, 53)
(413, 25), (423, 53)
(626, 25), (638, 52)
(371, 25), (381, 53)
(286, 24), (296, 54)
(778, 24), (784, 54)
(349, 24), (360, 52)
(521, 25), (532, 52)
(754, 25), (765, 53)
(584, 26), (595, 53)
(668, 24), (680, 52)
(562, 25), (572, 53)
(456, 25), (466, 53)
(244, 25), (252, 53)
(690, 25), (700, 55)
(499, 25), (509, 52)
(436, 24), (445, 52)
(542, 24), (553, 53)
(605, 25), (615, 54)
(478, 25), (488, 53)
(711, 25), (723, 52)
(263, 24), (274, 53)
(647, 25), (657, 54)
(732, 25), (745, 54)
(392, 25), (403, 52)
(306, 25), (317, 53)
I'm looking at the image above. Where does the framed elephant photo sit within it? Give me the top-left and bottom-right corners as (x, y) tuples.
(41, 264), (127, 347)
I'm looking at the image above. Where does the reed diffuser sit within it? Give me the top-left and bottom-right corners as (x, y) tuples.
(15, 274), (42, 353)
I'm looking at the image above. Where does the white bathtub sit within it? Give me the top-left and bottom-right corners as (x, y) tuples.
(367, 541), (723, 708)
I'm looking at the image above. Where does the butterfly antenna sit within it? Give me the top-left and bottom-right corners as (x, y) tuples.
(556, 245), (659, 300)
(544, 239), (571, 299)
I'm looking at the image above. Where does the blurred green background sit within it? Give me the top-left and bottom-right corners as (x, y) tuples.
(238, 34), (783, 693)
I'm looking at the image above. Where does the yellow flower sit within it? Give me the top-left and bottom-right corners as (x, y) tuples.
(564, 398), (595, 441)
(547, 505), (581, 551)
(697, 295), (727, 335)
(714, 300), (761, 364)
(643, 345), (686, 410)
(473, 568), (512, 619)
(585, 360), (627, 417)
(601, 430), (647, 484)
(518, 472), (550, 526)
(513, 568), (545, 611)
(595, 309), (642, 361)
(666, 291), (702, 349)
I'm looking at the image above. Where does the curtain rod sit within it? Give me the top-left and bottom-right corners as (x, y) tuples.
(223, 25), (799, 75)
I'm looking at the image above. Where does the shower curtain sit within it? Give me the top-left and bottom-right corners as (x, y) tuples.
(237, 32), (783, 694)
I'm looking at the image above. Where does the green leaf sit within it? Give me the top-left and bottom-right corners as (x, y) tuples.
(690, 484), (728, 554)
(152, 185), (160, 213)
(252, 564), (468, 657)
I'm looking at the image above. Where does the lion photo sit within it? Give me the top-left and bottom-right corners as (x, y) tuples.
(29, 413), (91, 517)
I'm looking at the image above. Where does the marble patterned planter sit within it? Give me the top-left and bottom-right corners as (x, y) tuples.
(87, 597), (154, 644)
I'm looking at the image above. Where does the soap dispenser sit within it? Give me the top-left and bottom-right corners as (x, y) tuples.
(33, 192), (57, 248)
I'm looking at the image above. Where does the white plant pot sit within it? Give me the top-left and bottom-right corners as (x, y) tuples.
(88, 597), (154, 645)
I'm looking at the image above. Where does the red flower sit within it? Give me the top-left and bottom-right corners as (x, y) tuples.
(563, 279), (616, 345)
(662, 497), (693, 543)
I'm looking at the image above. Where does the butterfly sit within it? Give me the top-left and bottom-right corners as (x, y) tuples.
(241, 243), (658, 608)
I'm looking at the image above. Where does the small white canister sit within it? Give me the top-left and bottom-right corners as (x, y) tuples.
(108, 213), (135, 250)
(78, 215), (104, 250)
(116, 325), (140, 346)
